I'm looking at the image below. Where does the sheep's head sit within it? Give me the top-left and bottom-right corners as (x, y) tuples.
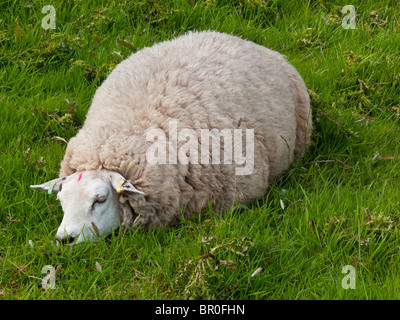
(30, 170), (144, 245)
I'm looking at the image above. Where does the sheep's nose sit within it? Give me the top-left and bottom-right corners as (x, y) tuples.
(56, 234), (76, 245)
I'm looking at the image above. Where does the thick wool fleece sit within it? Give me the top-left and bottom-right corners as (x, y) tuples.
(59, 31), (312, 229)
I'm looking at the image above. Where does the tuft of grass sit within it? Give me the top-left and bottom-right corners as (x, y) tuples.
(1, 0), (400, 300)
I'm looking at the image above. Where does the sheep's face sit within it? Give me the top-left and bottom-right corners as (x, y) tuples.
(55, 171), (119, 245)
(31, 170), (144, 245)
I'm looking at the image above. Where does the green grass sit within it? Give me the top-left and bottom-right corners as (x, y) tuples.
(1, 0), (400, 300)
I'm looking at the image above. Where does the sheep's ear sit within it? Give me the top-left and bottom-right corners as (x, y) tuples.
(109, 172), (144, 197)
(30, 177), (66, 195)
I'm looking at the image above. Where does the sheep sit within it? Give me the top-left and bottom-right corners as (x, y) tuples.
(31, 31), (312, 245)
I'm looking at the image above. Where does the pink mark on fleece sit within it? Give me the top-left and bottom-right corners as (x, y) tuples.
(77, 173), (84, 182)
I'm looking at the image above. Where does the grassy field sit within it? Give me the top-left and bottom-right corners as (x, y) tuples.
(0, 0), (400, 300)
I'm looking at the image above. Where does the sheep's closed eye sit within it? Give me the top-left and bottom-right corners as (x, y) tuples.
(92, 196), (107, 210)
(96, 196), (107, 203)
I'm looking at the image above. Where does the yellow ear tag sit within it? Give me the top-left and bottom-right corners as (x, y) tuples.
(48, 181), (56, 195)
(117, 180), (125, 193)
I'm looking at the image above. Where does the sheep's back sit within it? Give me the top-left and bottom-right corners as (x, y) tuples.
(87, 31), (299, 177)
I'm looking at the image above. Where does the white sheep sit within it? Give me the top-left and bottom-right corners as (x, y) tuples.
(31, 31), (312, 245)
